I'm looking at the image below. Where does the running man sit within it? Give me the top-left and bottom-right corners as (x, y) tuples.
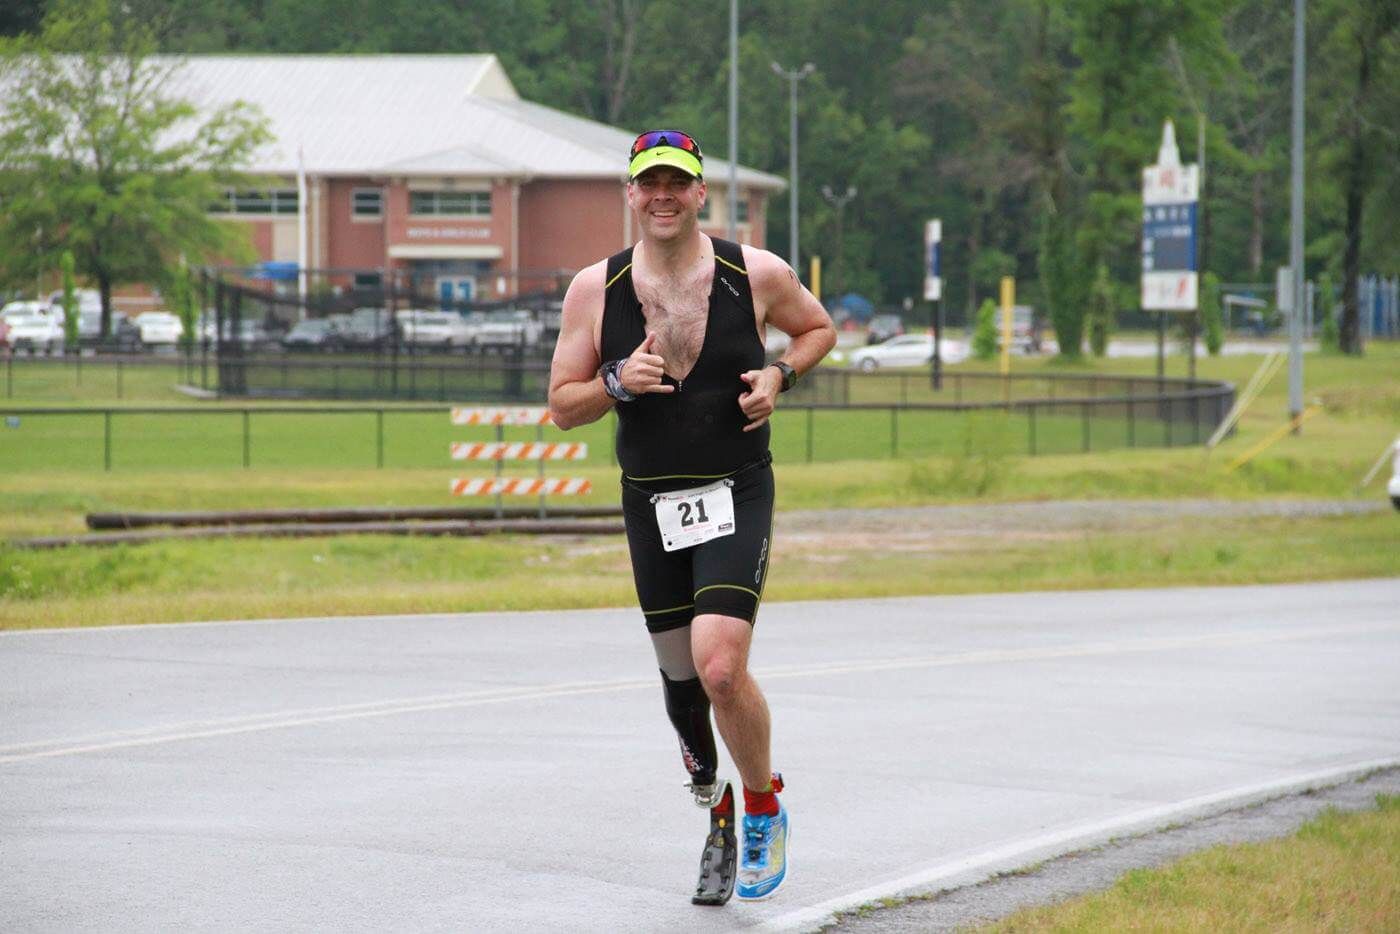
(548, 130), (835, 900)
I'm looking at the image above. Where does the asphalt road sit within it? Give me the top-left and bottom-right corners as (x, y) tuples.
(2, 579), (1397, 932)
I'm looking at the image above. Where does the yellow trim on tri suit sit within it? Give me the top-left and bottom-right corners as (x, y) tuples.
(694, 583), (761, 602)
(643, 602), (695, 616)
(605, 262), (633, 290)
(624, 470), (734, 482)
(715, 255), (748, 276)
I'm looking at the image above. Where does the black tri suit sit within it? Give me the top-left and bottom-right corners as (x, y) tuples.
(602, 237), (776, 635)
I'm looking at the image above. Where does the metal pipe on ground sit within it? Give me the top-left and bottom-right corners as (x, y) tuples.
(86, 505), (623, 530)
(18, 518), (626, 550)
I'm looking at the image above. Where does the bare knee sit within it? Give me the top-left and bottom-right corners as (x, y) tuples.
(698, 652), (748, 706)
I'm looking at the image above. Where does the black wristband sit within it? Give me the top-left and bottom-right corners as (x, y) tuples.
(768, 361), (798, 393)
(601, 359), (636, 402)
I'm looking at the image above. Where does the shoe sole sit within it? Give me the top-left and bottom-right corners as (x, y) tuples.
(736, 814), (790, 901)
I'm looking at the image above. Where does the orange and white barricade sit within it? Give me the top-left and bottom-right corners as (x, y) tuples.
(449, 442), (587, 461)
(450, 477), (592, 497)
(448, 407), (591, 506)
(450, 406), (554, 426)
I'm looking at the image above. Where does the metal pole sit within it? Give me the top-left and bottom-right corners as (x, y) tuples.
(1288, 0), (1305, 429)
(772, 62), (815, 273)
(727, 0), (739, 242)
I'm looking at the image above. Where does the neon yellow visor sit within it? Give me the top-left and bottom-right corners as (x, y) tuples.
(628, 145), (704, 180)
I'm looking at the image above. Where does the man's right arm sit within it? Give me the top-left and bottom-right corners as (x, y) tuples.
(547, 262), (612, 431)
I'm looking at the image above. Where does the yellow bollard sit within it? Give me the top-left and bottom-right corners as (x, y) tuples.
(999, 276), (1015, 377)
(809, 256), (822, 302)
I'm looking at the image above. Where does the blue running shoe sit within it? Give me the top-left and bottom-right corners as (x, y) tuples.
(736, 803), (789, 900)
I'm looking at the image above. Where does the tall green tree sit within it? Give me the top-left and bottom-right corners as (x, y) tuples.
(0, 0), (269, 335)
(1311, 0), (1399, 354)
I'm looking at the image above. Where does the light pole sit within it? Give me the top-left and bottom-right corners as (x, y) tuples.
(821, 185), (856, 297)
(771, 61), (816, 274)
(727, 0), (739, 242)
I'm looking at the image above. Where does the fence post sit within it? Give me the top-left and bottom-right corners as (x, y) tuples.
(242, 409), (251, 468)
(104, 410), (112, 471)
(806, 407), (814, 463)
(1082, 402), (1090, 452)
(376, 409), (385, 469)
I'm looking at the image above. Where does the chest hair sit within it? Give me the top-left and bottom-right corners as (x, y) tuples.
(634, 262), (714, 379)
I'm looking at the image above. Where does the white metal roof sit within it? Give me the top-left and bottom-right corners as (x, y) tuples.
(164, 54), (784, 190)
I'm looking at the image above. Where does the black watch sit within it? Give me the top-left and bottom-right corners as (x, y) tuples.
(768, 361), (798, 393)
(601, 359), (636, 402)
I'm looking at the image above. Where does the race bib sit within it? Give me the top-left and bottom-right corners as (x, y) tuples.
(653, 479), (736, 552)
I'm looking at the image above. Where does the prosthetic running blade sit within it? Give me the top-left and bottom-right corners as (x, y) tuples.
(691, 780), (737, 906)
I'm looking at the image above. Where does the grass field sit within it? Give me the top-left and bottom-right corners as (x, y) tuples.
(0, 341), (1395, 629)
(979, 795), (1400, 932)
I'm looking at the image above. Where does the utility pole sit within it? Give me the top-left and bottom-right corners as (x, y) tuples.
(727, 0), (739, 242)
(821, 185), (857, 297)
(1288, 0), (1305, 429)
(771, 61), (816, 275)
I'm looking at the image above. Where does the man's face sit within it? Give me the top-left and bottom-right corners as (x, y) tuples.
(628, 166), (706, 241)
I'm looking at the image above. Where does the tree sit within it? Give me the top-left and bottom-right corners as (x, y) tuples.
(972, 298), (999, 361)
(1311, 0), (1400, 355)
(1200, 270), (1223, 355)
(1086, 262), (1115, 356)
(0, 0), (269, 336)
(1038, 200), (1088, 358)
(60, 249), (77, 349)
(1317, 271), (1339, 352)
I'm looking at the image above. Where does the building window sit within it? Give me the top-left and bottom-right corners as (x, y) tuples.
(409, 190), (491, 217)
(352, 188), (383, 218)
(220, 189), (299, 215)
(696, 198), (747, 224)
(698, 200), (712, 222)
(737, 199), (750, 224)
(353, 273), (382, 290)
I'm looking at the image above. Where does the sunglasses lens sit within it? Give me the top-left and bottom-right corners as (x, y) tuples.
(631, 131), (699, 159)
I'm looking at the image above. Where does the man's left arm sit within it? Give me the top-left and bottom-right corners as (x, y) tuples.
(737, 247), (837, 431)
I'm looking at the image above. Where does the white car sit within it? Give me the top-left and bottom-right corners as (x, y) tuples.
(475, 309), (544, 348)
(396, 309), (477, 347)
(2, 312), (65, 352)
(846, 333), (972, 371)
(45, 288), (101, 319)
(133, 311), (184, 346)
(1, 300), (51, 323)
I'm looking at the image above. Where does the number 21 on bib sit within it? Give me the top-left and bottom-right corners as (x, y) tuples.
(653, 479), (736, 552)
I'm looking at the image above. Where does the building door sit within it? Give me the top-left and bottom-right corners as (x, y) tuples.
(437, 276), (475, 311)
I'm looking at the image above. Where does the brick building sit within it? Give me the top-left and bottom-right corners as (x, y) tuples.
(177, 55), (784, 304)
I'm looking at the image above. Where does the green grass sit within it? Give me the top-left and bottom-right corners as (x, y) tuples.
(1, 508), (1394, 629)
(980, 795), (1400, 932)
(0, 342), (1395, 629)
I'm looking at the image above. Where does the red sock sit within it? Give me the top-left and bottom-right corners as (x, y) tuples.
(743, 773), (783, 817)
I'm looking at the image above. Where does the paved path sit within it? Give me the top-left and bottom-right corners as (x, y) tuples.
(2, 579), (1397, 932)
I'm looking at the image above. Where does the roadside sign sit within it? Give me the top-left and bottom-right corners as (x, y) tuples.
(923, 220), (941, 302)
(1141, 121), (1199, 312)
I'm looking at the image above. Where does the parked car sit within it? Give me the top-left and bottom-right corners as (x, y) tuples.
(133, 311), (184, 346)
(396, 309), (477, 348)
(45, 288), (101, 321)
(1, 300), (51, 323)
(342, 307), (395, 347)
(2, 312), (65, 353)
(282, 318), (346, 352)
(475, 309), (544, 349)
(218, 319), (274, 348)
(866, 314), (905, 344)
(848, 333), (935, 371)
